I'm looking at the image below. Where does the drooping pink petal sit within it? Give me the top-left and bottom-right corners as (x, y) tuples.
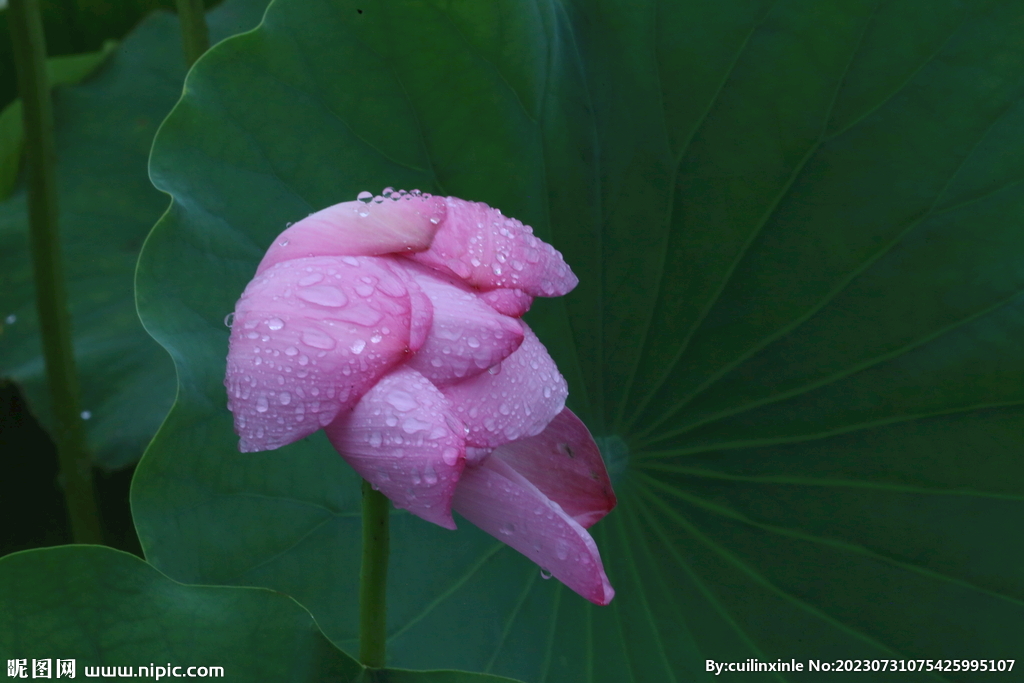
(442, 324), (567, 448)
(479, 288), (533, 317)
(324, 366), (466, 530)
(489, 408), (615, 529)
(402, 269), (524, 387)
(452, 455), (615, 605)
(225, 256), (413, 452)
(407, 197), (578, 297)
(256, 193), (447, 275)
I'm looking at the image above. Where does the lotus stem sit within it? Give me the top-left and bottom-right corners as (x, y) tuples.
(359, 479), (389, 668)
(8, 0), (103, 544)
(175, 0), (209, 68)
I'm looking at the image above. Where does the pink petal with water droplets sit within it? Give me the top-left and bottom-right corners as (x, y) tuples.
(395, 266), (433, 353)
(489, 408), (615, 529)
(256, 193), (446, 275)
(225, 256), (412, 452)
(442, 323), (567, 448)
(479, 288), (533, 317)
(407, 197), (578, 297)
(452, 455), (614, 605)
(403, 270), (524, 387)
(325, 366), (466, 529)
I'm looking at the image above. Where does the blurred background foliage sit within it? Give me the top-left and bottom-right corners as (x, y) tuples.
(0, 0), (220, 558)
(0, 0), (218, 111)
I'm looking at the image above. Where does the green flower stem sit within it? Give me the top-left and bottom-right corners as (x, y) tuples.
(359, 479), (389, 668)
(175, 0), (210, 68)
(8, 0), (103, 545)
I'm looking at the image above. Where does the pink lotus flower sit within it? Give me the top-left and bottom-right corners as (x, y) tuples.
(225, 189), (615, 605)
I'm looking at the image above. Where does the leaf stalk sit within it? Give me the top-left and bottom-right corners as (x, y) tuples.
(8, 0), (103, 544)
(359, 479), (389, 668)
(175, 0), (210, 68)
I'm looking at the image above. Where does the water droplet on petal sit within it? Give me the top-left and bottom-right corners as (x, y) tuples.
(256, 396), (269, 413)
(301, 329), (336, 350)
(284, 346), (298, 356)
(279, 392), (291, 405)
(267, 317), (285, 331)
(369, 432), (383, 448)
(298, 272), (324, 287)
(350, 339), (366, 354)
(402, 416), (431, 434)
(556, 539), (570, 561)
(442, 447), (460, 466)
(223, 312), (235, 327)
(540, 568), (553, 580)
(385, 390), (419, 412)
(296, 286), (348, 307)
(357, 190), (373, 203)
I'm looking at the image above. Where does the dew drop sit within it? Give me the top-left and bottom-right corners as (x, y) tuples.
(80, 410), (92, 420)
(296, 286), (348, 308)
(279, 392), (291, 406)
(370, 333), (383, 344)
(298, 272), (324, 287)
(357, 190), (373, 203)
(350, 339), (366, 355)
(499, 522), (516, 536)
(284, 346), (298, 356)
(386, 390), (419, 412)
(223, 312), (235, 327)
(267, 317), (285, 331)
(402, 416), (431, 434)
(540, 568), (553, 580)
(556, 539), (570, 561)
(256, 396), (269, 413)
(301, 329), (336, 350)
(369, 432), (383, 448)
(423, 465), (438, 486)
(442, 447), (460, 466)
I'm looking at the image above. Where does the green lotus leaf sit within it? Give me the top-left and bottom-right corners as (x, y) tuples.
(0, 544), (523, 683)
(133, 0), (1024, 680)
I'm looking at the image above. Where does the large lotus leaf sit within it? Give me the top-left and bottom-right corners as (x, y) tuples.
(0, 545), (523, 683)
(133, 0), (1024, 681)
(0, 0), (267, 469)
